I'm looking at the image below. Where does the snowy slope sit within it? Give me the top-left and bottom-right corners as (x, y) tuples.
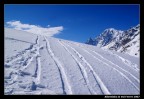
(86, 24), (140, 57)
(4, 28), (139, 95)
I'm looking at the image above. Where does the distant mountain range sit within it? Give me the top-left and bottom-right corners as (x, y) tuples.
(86, 24), (140, 57)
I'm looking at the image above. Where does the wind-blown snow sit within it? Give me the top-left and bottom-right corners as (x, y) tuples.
(4, 28), (139, 95)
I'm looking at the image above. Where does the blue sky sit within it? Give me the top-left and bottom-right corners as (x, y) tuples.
(4, 4), (140, 43)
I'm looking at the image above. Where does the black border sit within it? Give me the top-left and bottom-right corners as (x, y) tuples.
(1, 1), (4, 97)
(3, 0), (141, 4)
(140, 1), (143, 99)
(2, 0), (143, 98)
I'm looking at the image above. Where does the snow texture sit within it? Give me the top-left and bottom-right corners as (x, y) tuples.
(4, 28), (139, 95)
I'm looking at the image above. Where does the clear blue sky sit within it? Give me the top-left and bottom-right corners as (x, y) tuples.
(4, 4), (140, 43)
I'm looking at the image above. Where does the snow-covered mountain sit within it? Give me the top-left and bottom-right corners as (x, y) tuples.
(4, 28), (139, 95)
(86, 24), (140, 57)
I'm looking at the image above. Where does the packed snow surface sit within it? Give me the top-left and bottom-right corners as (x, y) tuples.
(4, 28), (139, 95)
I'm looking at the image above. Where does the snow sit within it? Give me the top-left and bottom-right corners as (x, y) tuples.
(86, 24), (140, 57)
(4, 28), (140, 95)
(120, 33), (140, 57)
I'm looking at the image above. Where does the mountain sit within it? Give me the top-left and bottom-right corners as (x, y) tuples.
(86, 24), (140, 57)
(4, 28), (139, 95)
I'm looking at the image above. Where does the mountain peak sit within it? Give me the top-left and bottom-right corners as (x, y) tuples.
(86, 24), (140, 57)
(103, 28), (117, 34)
(105, 28), (116, 31)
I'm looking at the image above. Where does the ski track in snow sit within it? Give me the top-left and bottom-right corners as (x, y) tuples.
(105, 50), (139, 72)
(73, 43), (139, 82)
(72, 42), (139, 72)
(32, 36), (41, 85)
(58, 40), (96, 94)
(5, 37), (40, 70)
(92, 51), (139, 83)
(5, 45), (36, 85)
(5, 28), (139, 94)
(71, 43), (139, 91)
(44, 36), (72, 95)
(62, 41), (111, 95)
(5, 36), (43, 94)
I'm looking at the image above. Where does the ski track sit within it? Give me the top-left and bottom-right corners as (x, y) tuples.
(5, 30), (140, 94)
(58, 40), (96, 94)
(5, 36), (42, 94)
(92, 51), (139, 83)
(33, 36), (41, 85)
(62, 41), (111, 95)
(5, 49), (30, 66)
(73, 43), (139, 83)
(44, 36), (72, 95)
(72, 42), (139, 72)
(105, 50), (139, 72)
(5, 36), (40, 69)
(5, 47), (35, 85)
(5, 53), (34, 85)
(71, 43), (139, 91)
(5, 44), (34, 65)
